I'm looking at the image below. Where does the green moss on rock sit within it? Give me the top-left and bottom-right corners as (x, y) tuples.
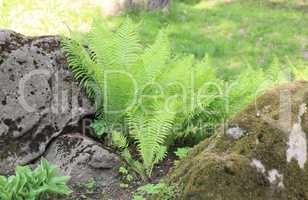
(168, 81), (308, 200)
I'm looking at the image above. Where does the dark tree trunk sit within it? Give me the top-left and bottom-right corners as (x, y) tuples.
(100, 0), (170, 16)
(147, 0), (170, 10)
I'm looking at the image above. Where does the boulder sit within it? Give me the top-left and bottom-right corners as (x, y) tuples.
(0, 29), (128, 199)
(168, 81), (308, 200)
(0, 30), (95, 174)
(43, 134), (119, 184)
(43, 133), (130, 200)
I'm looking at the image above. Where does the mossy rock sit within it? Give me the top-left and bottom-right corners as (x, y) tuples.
(168, 81), (308, 200)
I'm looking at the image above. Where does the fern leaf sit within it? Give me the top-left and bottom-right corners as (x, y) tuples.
(121, 149), (147, 180)
(112, 131), (128, 149)
(142, 30), (170, 82)
(154, 145), (167, 165)
(87, 18), (114, 68)
(127, 108), (174, 174)
(61, 37), (98, 99)
(112, 18), (142, 70)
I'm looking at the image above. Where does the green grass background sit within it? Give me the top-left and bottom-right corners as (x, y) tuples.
(1, 0), (307, 81)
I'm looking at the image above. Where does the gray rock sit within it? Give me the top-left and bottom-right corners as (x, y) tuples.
(0, 29), (130, 200)
(43, 133), (119, 185)
(0, 30), (95, 174)
(42, 134), (131, 200)
(226, 126), (244, 139)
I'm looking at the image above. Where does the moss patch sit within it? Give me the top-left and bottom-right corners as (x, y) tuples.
(168, 81), (308, 200)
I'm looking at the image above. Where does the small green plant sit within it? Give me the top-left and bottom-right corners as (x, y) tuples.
(175, 147), (191, 159)
(132, 195), (146, 200)
(133, 183), (176, 200)
(90, 119), (107, 138)
(0, 159), (72, 200)
(85, 178), (95, 193)
(112, 129), (168, 179)
(119, 183), (129, 188)
(126, 174), (134, 182)
(119, 166), (134, 185)
(112, 131), (146, 180)
(119, 166), (129, 175)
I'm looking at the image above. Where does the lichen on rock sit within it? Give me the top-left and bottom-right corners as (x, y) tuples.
(226, 126), (245, 140)
(250, 159), (266, 173)
(287, 103), (307, 169)
(268, 169), (284, 188)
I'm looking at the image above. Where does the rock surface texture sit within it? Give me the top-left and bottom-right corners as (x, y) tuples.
(0, 30), (125, 199)
(168, 81), (308, 200)
(44, 134), (126, 200)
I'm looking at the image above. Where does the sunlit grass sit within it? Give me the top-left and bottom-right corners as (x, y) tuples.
(115, 0), (308, 80)
(0, 0), (307, 81)
(0, 0), (101, 35)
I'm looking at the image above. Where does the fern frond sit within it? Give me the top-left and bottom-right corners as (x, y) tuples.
(267, 56), (289, 83)
(127, 108), (174, 175)
(88, 18), (114, 68)
(154, 145), (167, 165)
(228, 66), (266, 116)
(287, 56), (308, 81)
(121, 149), (147, 180)
(148, 145), (167, 177)
(160, 55), (194, 95)
(61, 37), (97, 99)
(112, 131), (128, 149)
(142, 30), (170, 82)
(112, 17), (142, 70)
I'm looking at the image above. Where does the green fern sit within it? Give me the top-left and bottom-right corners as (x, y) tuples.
(126, 108), (172, 177)
(112, 131), (128, 149)
(142, 30), (170, 82)
(61, 37), (98, 99)
(286, 57), (308, 81)
(266, 55), (291, 84)
(62, 17), (220, 179)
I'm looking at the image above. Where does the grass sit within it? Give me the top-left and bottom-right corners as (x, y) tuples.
(122, 0), (308, 80)
(1, 0), (307, 82)
(0, 0), (99, 35)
